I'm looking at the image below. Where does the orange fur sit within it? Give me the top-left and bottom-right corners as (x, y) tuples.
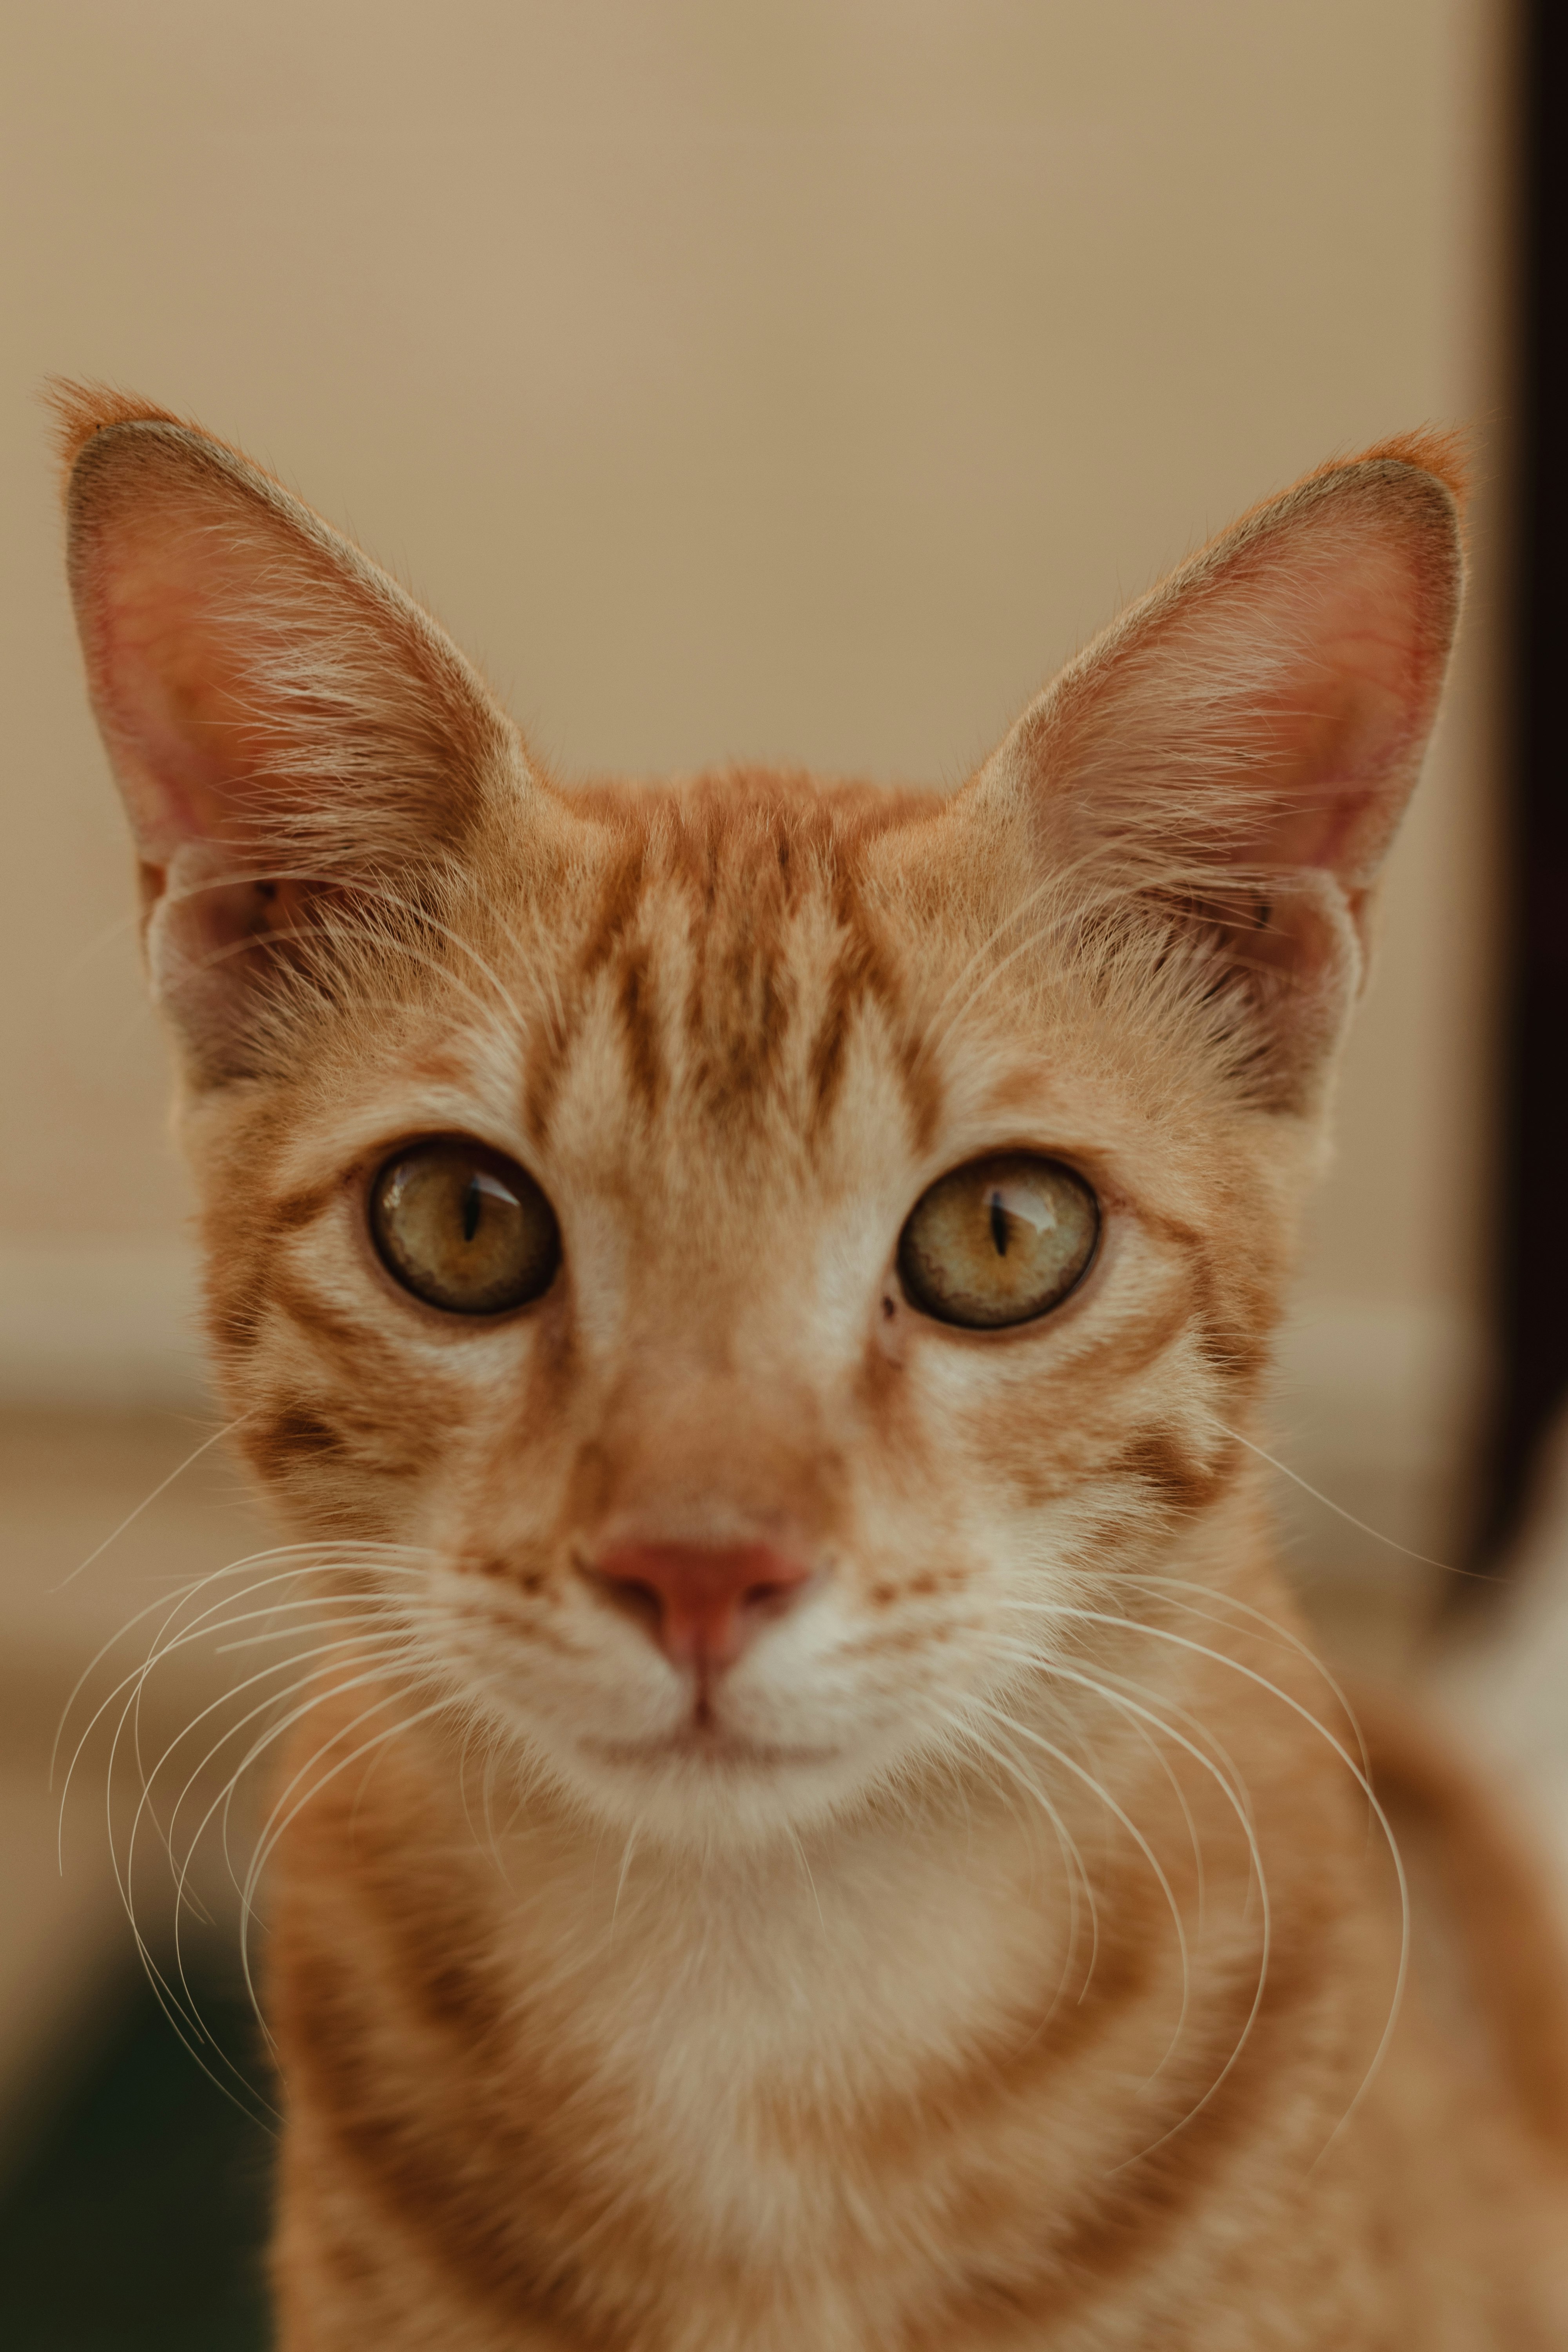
(56, 388), (1568, 2347)
(1355, 1689), (1568, 2163)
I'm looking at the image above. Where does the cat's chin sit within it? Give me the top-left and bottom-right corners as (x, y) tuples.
(543, 1718), (882, 1851)
(582, 1726), (842, 1769)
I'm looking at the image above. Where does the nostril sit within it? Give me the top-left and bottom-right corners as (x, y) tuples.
(590, 1569), (665, 1635)
(583, 1541), (815, 1670)
(744, 1577), (798, 1615)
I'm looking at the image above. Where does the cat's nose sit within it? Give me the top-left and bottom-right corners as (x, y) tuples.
(586, 1540), (815, 1672)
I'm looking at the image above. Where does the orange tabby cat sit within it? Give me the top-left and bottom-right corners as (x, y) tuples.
(58, 386), (1568, 2347)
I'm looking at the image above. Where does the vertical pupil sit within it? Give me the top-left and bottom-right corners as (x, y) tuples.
(461, 1175), (483, 1243)
(988, 1194), (1009, 1257)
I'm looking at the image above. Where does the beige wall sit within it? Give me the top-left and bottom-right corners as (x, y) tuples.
(0, 0), (1514, 1560)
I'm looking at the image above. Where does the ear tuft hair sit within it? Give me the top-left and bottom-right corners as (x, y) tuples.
(1301, 426), (1470, 528)
(47, 377), (243, 492)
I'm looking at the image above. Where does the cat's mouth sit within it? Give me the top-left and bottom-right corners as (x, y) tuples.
(583, 1724), (840, 1772)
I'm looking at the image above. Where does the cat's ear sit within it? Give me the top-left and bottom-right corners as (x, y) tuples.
(56, 384), (523, 1083)
(965, 437), (1466, 1111)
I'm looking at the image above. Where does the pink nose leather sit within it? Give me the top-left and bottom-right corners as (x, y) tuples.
(589, 1541), (814, 1671)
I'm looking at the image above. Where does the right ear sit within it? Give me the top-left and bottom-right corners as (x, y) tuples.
(56, 384), (525, 1083)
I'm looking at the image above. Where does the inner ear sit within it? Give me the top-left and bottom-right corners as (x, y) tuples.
(141, 849), (368, 1077)
(58, 388), (526, 1085)
(1153, 871), (1360, 1109)
(154, 861), (327, 973)
(959, 438), (1465, 1112)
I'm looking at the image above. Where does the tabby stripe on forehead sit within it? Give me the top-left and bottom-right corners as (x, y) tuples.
(617, 945), (663, 1110)
(579, 836), (651, 980)
(807, 924), (938, 1151)
(522, 838), (649, 1140)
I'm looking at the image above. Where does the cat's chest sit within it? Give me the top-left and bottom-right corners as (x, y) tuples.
(481, 1832), (1069, 2252)
(274, 1731), (1374, 2348)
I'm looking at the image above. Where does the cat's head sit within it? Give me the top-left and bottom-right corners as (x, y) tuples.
(59, 389), (1462, 1852)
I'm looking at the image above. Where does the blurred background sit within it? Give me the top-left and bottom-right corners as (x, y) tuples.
(0, 2), (1557, 2343)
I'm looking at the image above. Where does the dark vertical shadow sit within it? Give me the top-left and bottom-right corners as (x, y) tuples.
(1478, 0), (1568, 1566)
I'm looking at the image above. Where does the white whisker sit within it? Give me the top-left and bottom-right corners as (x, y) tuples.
(236, 1690), (460, 2036)
(51, 1411), (259, 1594)
(1009, 1596), (1410, 2149)
(966, 1692), (1192, 2082)
(930, 1703), (1099, 2007)
(1112, 1570), (1371, 1793)
(611, 1820), (642, 1937)
(985, 1636), (1272, 2138)
(1217, 1422), (1481, 1584)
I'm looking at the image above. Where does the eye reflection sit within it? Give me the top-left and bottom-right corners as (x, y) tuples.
(898, 1153), (1098, 1330)
(370, 1138), (561, 1316)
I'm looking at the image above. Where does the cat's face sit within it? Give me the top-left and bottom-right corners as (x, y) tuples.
(181, 778), (1286, 1848)
(59, 392), (1463, 1853)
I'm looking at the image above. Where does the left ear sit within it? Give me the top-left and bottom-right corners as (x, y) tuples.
(964, 435), (1466, 1109)
(54, 382), (526, 1087)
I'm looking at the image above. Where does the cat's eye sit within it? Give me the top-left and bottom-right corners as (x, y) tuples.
(369, 1138), (561, 1316)
(897, 1153), (1099, 1330)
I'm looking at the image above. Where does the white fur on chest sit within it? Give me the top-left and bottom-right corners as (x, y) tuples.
(486, 1795), (1069, 2265)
